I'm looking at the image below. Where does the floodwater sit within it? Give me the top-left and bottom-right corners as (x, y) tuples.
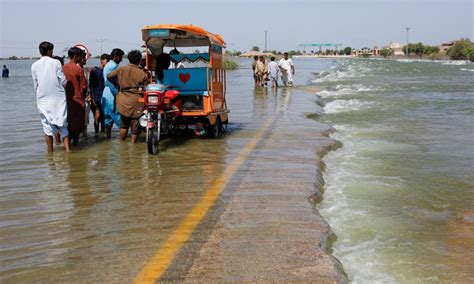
(0, 58), (336, 282)
(314, 58), (474, 282)
(1, 57), (473, 283)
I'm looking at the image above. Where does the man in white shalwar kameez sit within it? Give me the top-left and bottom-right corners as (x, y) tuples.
(278, 52), (295, 86)
(31, 41), (70, 152)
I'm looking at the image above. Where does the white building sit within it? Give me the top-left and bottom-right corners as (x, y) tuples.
(390, 42), (405, 56)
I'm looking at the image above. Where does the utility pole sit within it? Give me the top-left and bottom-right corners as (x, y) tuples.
(264, 30), (267, 52)
(97, 38), (106, 55)
(405, 27), (409, 57)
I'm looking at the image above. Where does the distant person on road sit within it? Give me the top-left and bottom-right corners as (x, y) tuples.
(2, 65), (9, 78)
(255, 56), (267, 87)
(279, 52), (295, 86)
(251, 55), (258, 86)
(64, 47), (88, 146)
(268, 57), (279, 88)
(102, 48), (124, 139)
(89, 53), (110, 134)
(31, 41), (70, 152)
(262, 57), (269, 86)
(107, 50), (147, 144)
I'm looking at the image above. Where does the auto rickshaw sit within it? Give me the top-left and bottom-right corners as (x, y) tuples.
(140, 24), (229, 154)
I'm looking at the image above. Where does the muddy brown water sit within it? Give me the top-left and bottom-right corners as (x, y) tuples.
(0, 59), (338, 282)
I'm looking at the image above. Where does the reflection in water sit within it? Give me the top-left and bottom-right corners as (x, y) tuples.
(67, 154), (96, 219)
(253, 87), (269, 115)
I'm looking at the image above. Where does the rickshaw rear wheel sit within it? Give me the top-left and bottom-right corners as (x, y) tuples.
(208, 118), (222, 138)
(220, 120), (228, 133)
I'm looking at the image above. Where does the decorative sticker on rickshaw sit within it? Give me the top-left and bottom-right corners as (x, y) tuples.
(170, 53), (210, 64)
(179, 73), (191, 84)
(149, 29), (170, 37)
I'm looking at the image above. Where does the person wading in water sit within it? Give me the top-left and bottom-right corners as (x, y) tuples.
(31, 41), (70, 152)
(63, 47), (89, 146)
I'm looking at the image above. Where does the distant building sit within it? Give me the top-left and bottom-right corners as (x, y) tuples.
(372, 46), (380, 56)
(439, 41), (455, 54)
(389, 42), (405, 56)
(352, 47), (372, 56)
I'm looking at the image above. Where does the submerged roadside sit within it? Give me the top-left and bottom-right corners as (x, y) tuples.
(155, 85), (348, 282)
(0, 58), (349, 283)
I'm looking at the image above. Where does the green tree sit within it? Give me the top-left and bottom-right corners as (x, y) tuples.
(251, 46), (260, 52)
(288, 50), (302, 56)
(343, 46), (352, 55)
(464, 45), (474, 62)
(423, 45), (440, 56)
(413, 42), (425, 57)
(447, 38), (474, 60)
(223, 59), (238, 70)
(380, 48), (391, 58)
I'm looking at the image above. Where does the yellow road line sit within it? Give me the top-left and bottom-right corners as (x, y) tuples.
(134, 116), (276, 283)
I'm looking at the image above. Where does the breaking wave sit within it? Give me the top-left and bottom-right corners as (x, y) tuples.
(324, 99), (374, 114)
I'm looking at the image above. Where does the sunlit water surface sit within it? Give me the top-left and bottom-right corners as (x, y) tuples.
(1, 57), (473, 282)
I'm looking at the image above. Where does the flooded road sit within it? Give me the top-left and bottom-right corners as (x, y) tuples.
(4, 57), (471, 282)
(0, 59), (342, 282)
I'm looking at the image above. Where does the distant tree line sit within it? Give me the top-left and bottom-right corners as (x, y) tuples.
(0, 56), (41, 60)
(446, 38), (474, 61)
(402, 42), (440, 58)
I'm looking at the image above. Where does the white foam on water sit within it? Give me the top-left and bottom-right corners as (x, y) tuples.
(324, 99), (374, 114)
(320, 124), (413, 283)
(351, 84), (374, 92)
(396, 58), (443, 64)
(312, 64), (359, 83)
(396, 58), (472, 66)
(460, 68), (474, 72)
(396, 58), (422, 63)
(333, 124), (350, 132)
(336, 238), (399, 284)
(316, 89), (353, 97)
(316, 84), (377, 98)
(442, 60), (470, 65)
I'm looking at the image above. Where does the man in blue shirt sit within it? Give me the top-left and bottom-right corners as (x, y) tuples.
(101, 48), (124, 139)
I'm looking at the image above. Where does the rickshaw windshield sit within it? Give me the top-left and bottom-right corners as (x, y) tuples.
(142, 25), (225, 88)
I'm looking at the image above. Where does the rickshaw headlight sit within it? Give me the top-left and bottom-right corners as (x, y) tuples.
(147, 95), (159, 104)
(139, 115), (147, 127)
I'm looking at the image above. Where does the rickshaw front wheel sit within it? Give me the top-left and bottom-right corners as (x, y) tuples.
(147, 125), (159, 154)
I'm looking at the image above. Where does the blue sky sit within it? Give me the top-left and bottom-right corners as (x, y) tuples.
(1, 0), (473, 57)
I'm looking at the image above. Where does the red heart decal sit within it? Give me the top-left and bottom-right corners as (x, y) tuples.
(179, 73), (191, 84)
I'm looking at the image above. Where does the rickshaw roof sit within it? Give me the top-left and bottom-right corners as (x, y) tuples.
(142, 24), (226, 47)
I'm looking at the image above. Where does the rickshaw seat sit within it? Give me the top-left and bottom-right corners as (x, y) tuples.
(162, 67), (209, 96)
